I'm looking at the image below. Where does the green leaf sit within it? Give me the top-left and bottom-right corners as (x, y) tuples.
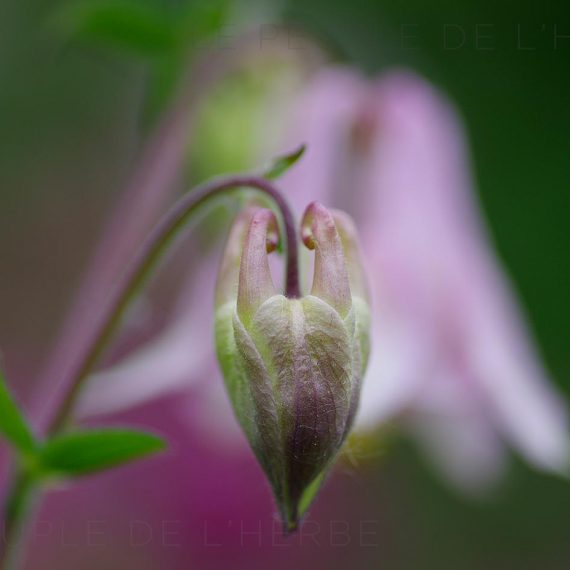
(40, 429), (166, 478)
(262, 145), (306, 180)
(0, 367), (36, 454)
(57, 1), (177, 57)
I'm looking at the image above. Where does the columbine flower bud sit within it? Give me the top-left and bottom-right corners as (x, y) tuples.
(214, 202), (370, 531)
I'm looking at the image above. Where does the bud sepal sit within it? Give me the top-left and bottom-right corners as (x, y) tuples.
(215, 202), (370, 530)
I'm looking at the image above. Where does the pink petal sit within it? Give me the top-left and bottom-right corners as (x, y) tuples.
(284, 66), (569, 487)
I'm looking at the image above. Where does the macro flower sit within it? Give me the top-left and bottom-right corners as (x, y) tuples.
(77, 63), (567, 494)
(2, 2), (568, 567)
(214, 202), (370, 529)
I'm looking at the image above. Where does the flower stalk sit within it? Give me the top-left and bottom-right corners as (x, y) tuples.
(47, 175), (301, 436)
(1, 174), (300, 569)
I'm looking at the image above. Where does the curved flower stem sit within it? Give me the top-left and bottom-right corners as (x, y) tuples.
(47, 174), (299, 436)
(1, 175), (299, 569)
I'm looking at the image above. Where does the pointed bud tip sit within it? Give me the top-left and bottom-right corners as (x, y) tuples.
(301, 201), (338, 250)
(237, 208), (279, 321)
(301, 201), (352, 316)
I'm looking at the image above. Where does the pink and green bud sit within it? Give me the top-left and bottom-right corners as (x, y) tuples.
(214, 202), (370, 531)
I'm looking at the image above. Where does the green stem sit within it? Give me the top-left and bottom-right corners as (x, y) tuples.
(1, 469), (38, 570)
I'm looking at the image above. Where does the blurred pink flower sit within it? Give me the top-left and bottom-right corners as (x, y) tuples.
(77, 66), (568, 493)
(280, 67), (569, 491)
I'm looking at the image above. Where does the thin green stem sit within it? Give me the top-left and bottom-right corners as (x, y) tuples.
(1, 469), (38, 570)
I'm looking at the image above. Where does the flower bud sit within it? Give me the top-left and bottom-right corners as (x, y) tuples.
(214, 202), (370, 531)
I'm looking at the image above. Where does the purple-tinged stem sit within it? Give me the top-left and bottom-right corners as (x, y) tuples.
(47, 175), (299, 435)
(1, 175), (299, 569)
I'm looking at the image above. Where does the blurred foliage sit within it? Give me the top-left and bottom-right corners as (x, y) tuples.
(56, 1), (179, 57)
(55, 0), (231, 119)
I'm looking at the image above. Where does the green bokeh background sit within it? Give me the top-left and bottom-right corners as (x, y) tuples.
(0, 0), (568, 568)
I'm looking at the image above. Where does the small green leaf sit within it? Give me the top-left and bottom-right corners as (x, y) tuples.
(40, 429), (166, 478)
(262, 145), (306, 180)
(0, 367), (36, 454)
